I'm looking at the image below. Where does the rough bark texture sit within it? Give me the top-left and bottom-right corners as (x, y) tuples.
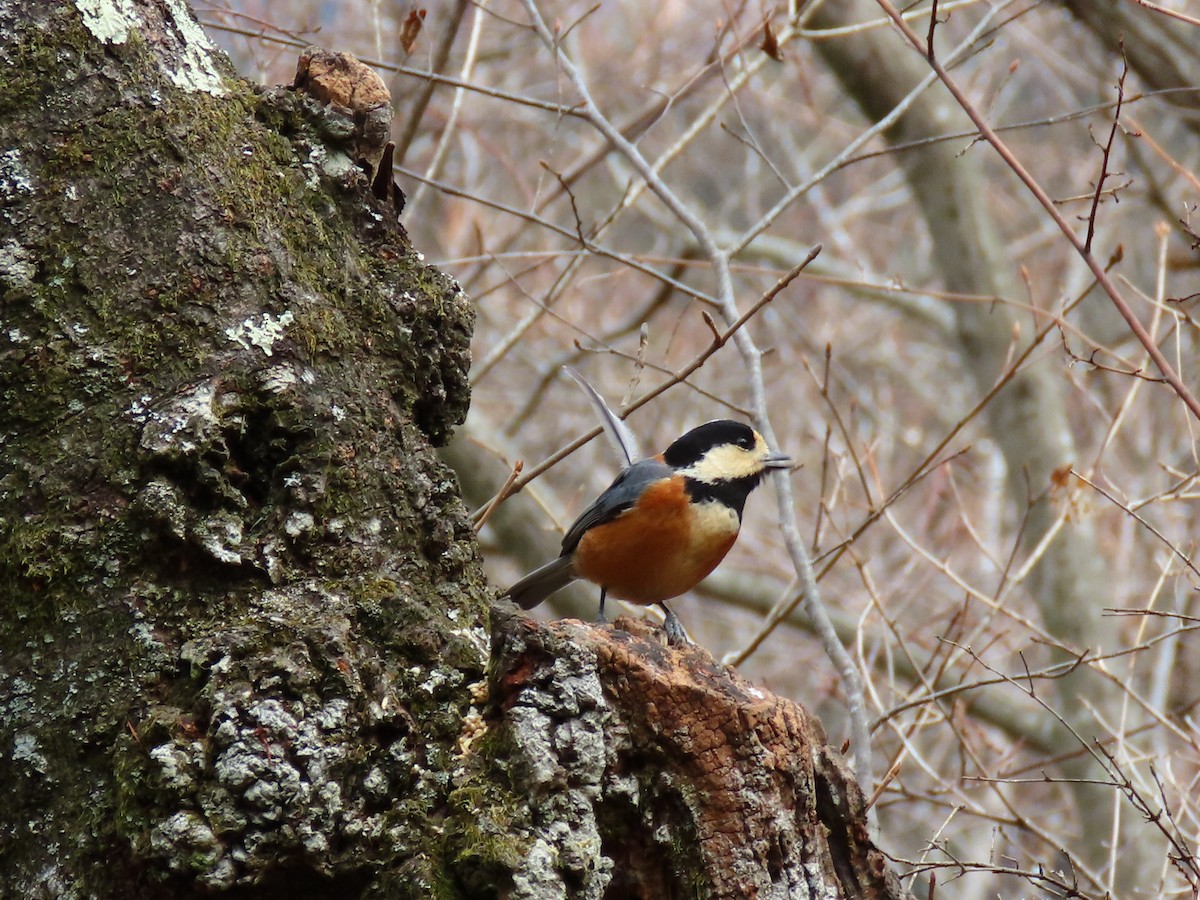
(0, 2), (899, 898)
(479, 610), (902, 900)
(1, 1), (485, 896)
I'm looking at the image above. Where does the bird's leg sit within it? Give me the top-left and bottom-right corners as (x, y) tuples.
(596, 587), (608, 625)
(660, 602), (689, 646)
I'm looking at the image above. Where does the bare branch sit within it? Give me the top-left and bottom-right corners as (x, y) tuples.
(873, 0), (1200, 423)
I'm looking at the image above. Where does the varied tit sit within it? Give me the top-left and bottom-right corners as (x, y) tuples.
(505, 419), (792, 644)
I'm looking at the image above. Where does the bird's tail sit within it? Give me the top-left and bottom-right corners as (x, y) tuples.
(505, 556), (577, 610)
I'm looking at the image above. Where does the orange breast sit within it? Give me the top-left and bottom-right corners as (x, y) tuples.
(573, 477), (739, 605)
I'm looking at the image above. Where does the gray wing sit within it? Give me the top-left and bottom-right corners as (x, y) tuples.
(560, 458), (672, 554)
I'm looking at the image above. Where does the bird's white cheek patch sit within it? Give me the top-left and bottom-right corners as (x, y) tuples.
(681, 444), (765, 482)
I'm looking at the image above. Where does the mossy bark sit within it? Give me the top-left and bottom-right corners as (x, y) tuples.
(1, 2), (484, 896)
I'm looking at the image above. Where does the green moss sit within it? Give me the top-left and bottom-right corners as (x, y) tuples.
(1, 7), (481, 897)
(1, 521), (78, 584)
(0, 12), (91, 113)
(352, 576), (401, 604)
(442, 736), (531, 897)
(291, 304), (352, 356)
(23, 69), (441, 383)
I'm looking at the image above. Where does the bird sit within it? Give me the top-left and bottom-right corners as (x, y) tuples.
(505, 392), (792, 644)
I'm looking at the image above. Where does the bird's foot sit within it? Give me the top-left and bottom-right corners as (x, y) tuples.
(662, 608), (689, 646)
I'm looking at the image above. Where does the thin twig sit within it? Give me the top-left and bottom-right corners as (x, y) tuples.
(474, 460), (523, 532)
(1083, 45), (1128, 254)
(406, 0), (489, 217)
(1127, 0), (1200, 27)
(1070, 470), (1200, 581)
(873, 0), (1200, 423)
(470, 254), (818, 519)
(926, 0), (939, 59)
(393, 0), (470, 163)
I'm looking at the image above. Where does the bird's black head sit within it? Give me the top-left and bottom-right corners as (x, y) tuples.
(662, 419), (792, 516)
(663, 420), (791, 481)
(663, 420), (758, 469)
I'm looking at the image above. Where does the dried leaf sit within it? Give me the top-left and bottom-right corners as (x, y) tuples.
(760, 20), (783, 62)
(400, 8), (426, 54)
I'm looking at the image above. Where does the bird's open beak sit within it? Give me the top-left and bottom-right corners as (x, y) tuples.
(762, 452), (793, 470)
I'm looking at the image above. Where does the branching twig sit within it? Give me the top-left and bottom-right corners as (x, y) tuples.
(735, 3), (1013, 255)
(873, 0), (1200, 423)
(1083, 45), (1128, 254)
(1092, 744), (1200, 888)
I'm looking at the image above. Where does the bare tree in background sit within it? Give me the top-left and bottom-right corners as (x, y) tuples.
(198, 0), (1200, 896)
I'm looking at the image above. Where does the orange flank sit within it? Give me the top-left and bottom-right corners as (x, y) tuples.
(573, 477), (739, 605)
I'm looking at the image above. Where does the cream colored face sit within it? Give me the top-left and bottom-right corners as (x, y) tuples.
(676, 430), (775, 483)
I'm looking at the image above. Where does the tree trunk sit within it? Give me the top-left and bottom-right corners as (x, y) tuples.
(0, 2), (899, 897)
(483, 610), (903, 900)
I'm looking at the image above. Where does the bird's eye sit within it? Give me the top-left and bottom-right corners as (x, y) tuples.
(739, 434), (755, 450)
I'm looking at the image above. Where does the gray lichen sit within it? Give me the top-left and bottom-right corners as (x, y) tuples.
(0, 2), (489, 897)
